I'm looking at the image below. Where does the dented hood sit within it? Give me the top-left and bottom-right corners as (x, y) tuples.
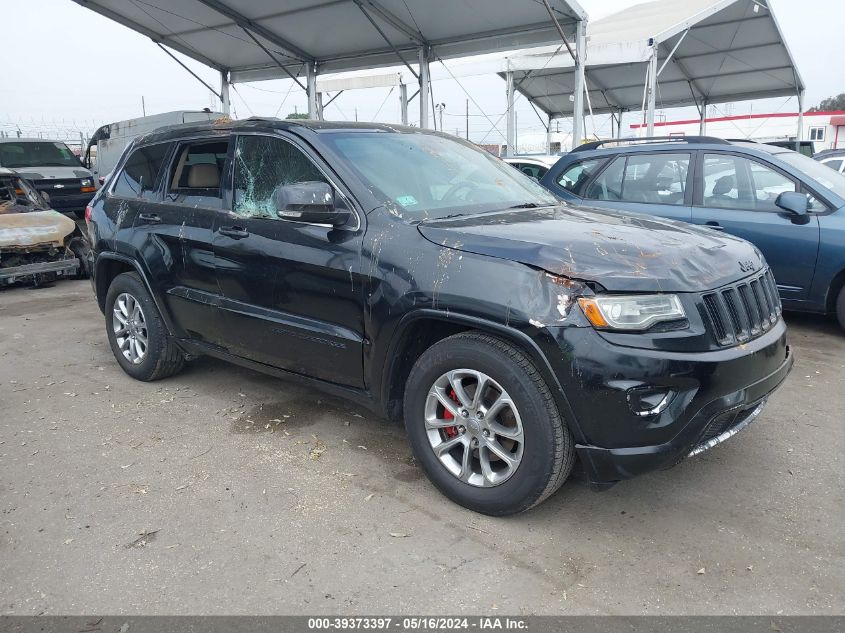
(418, 205), (765, 292)
(0, 210), (76, 249)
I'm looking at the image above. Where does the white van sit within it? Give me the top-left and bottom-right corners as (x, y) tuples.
(0, 139), (97, 218)
(83, 110), (224, 185)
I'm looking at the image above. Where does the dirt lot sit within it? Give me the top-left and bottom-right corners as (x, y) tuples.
(0, 280), (843, 615)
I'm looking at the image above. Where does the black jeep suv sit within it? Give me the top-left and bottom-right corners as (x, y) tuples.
(86, 119), (792, 515)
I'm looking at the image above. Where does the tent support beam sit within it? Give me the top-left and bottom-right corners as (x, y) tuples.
(307, 62), (320, 120)
(646, 44), (657, 136)
(241, 28), (306, 91)
(419, 47), (431, 129)
(572, 19), (586, 149)
(354, 1), (419, 80)
(155, 42), (222, 100)
(400, 83), (409, 125)
(699, 98), (708, 135)
(796, 91), (805, 149)
(356, 0), (426, 45)
(506, 71), (516, 156)
(220, 71), (231, 115)
(193, 0), (312, 62)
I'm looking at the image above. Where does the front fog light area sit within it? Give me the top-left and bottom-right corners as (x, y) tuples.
(578, 294), (686, 330)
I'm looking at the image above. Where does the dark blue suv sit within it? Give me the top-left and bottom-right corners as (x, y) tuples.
(540, 137), (845, 330)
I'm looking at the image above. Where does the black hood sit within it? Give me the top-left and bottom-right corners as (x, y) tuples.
(418, 205), (765, 292)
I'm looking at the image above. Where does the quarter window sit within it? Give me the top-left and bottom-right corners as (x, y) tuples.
(165, 140), (229, 208)
(702, 154), (796, 212)
(556, 158), (604, 196)
(232, 135), (327, 218)
(112, 143), (170, 199)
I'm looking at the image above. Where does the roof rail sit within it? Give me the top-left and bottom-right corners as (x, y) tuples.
(571, 136), (732, 152)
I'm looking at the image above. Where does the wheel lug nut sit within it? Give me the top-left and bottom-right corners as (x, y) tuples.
(458, 426), (465, 434)
(482, 429), (490, 437)
(459, 409), (469, 418)
(472, 438), (479, 447)
(477, 411), (484, 420)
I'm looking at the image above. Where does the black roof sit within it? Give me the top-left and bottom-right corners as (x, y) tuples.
(135, 117), (423, 146)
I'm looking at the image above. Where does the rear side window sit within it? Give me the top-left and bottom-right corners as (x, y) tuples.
(112, 143), (170, 199)
(165, 140), (229, 208)
(555, 158), (604, 196)
(514, 163), (548, 179)
(232, 135), (327, 218)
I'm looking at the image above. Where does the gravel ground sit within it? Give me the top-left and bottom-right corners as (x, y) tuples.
(1, 280), (843, 615)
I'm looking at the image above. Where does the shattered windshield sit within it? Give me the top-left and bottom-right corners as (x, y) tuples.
(323, 132), (558, 219)
(0, 141), (81, 169)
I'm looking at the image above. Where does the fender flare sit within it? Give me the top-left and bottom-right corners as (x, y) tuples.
(94, 252), (178, 336)
(378, 308), (587, 444)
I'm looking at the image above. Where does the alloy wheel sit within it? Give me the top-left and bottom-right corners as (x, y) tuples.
(112, 292), (148, 365)
(424, 369), (525, 487)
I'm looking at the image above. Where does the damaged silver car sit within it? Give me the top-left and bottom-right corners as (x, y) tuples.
(0, 168), (88, 287)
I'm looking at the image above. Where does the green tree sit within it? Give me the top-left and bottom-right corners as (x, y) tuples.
(285, 112), (309, 120)
(809, 94), (845, 112)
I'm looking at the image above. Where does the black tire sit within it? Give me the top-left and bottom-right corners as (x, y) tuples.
(403, 331), (574, 515)
(837, 286), (845, 332)
(105, 272), (184, 381)
(68, 238), (89, 279)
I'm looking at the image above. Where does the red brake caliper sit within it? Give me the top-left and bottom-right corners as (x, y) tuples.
(442, 389), (460, 438)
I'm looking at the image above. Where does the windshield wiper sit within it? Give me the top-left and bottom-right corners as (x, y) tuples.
(506, 202), (544, 209)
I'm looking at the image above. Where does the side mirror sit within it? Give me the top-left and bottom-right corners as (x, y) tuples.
(273, 181), (350, 227)
(775, 191), (810, 223)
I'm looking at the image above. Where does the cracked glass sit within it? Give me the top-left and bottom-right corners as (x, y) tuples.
(233, 135), (327, 219)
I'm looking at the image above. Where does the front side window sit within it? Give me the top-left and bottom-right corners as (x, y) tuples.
(322, 132), (557, 219)
(584, 153), (689, 205)
(703, 154), (796, 212)
(165, 140), (229, 208)
(233, 135), (327, 218)
(0, 141), (80, 169)
(556, 158), (604, 196)
(112, 143), (170, 199)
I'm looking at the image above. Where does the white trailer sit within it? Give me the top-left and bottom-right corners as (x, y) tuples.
(83, 110), (224, 183)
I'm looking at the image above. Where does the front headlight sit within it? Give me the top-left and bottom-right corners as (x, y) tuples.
(80, 178), (93, 187)
(578, 294), (686, 330)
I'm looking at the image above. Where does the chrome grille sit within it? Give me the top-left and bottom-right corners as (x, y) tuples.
(702, 269), (781, 347)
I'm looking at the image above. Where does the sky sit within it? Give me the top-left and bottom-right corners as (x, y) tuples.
(2, 0), (842, 146)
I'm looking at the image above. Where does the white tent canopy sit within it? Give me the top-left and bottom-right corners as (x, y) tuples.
(501, 0), (804, 139)
(72, 0), (587, 128)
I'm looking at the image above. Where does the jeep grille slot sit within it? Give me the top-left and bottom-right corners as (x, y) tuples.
(702, 269), (781, 347)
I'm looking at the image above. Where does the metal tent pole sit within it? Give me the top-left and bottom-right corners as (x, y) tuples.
(571, 19), (586, 150)
(646, 44), (658, 136)
(796, 91), (805, 150)
(699, 99), (708, 135)
(400, 82), (408, 125)
(505, 70), (516, 156)
(307, 62), (319, 120)
(220, 71), (231, 116)
(419, 47), (431, 129)
(547, 115), (554, 154)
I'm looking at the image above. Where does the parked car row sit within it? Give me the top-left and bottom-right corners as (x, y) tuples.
(503, 136), (845, 330)
(86, 120), (793, 515)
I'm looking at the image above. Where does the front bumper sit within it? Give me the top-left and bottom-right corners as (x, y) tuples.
(544, 320), (793, 485)
(47, 193), (95, 212)
(0, 256), (79, 285)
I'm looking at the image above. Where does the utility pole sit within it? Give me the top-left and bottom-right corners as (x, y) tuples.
(141, 96), (146, 117)
(355, 107), (358, 122)
(435, 103), (446, 133)
(465, 99), (469, 139)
